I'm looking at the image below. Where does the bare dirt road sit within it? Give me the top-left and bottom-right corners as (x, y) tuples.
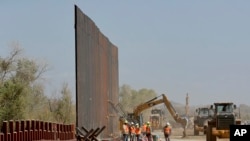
(152, 128), (229, 141)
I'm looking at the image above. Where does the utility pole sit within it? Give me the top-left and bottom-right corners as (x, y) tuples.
(185, 93), (189, 117)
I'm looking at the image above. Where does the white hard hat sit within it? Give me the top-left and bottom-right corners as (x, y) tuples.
(166, 122), (170, 126)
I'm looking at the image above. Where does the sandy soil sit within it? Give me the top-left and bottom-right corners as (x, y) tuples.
(152, 128), (229, 141)
(39, 128), (229, 141)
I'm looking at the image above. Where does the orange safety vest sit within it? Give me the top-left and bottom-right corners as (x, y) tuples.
(146, 126), (151, 134)
(142, 125), (147, 133)
(164, 126), (171, 135)
(135, 127), (141, 135)
(123, 124), (129, 134)
(130, 126), (136, 134)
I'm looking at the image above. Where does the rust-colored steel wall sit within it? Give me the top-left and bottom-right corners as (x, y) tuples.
(75, 5), (119, 139)
(0, 120), (75, 141)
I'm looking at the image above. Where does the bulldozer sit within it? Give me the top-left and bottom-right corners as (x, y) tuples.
(206, 102), (241, 141)
(193, 107), (214, 135)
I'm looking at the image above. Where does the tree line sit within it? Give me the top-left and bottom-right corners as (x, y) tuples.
(0, 43), (75, 126)
(1, 43), (188, 128)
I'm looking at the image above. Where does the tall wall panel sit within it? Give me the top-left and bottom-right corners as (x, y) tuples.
(75, 5), (119, 139)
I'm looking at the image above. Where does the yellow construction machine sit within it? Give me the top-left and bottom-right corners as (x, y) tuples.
(127, 94), (188, 137)
(149, 109), (164, 130)
(206, 102), (241, 141)
(193, 107), (214, 135)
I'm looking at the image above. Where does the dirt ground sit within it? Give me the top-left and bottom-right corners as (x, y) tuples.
(38, 128), (229, 141)
(152, 128), (229, 141)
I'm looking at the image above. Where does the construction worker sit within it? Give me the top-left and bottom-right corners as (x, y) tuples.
(145, 121), (152, 141)
(141, 122), (147, 136)
(122, 120), (129, 141)
(163, 122), (172, 141)
(130, 122), (136, 141)
(135, 123), (141, 141)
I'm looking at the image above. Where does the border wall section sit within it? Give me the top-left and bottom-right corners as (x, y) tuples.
(75, 5), (119, 140)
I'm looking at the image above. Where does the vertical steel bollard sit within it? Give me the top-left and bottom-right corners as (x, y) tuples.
(26, 120), (31, 141)
(65, 124), (68, 140)
(2, 121), (8, 141)
(56, 123), (61, 139)
(36, 120), (40, 140)
(9, 120), (14, 141)
(67, 124), (70, 139)
(21, 120), (26, 141)
(31, 120), (36, 140)
(60, 124), (64, 140)
(49, 122), (53, 140)
(0, 132), (4, 141)
(70, 124), (74, 139)
(45, 122), (48, 140)
(15, 121), (20, 141)
(52, 123), (57, 140)
(41, 121), (44, 139)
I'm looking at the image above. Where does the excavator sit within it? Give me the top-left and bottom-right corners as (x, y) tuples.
(127, 94), (188, 137)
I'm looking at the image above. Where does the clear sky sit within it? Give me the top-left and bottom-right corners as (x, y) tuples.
(1, 1), (250, 106)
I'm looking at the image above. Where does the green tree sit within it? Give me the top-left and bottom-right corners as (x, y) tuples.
(50, 82), (75, 124)
(0, 44), (49, 122)
(119, 84), (157, 121)
(0, 80), (25, 121)
(24, 83), (50, 120)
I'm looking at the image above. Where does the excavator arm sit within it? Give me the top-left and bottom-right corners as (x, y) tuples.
(133, 95), (165, 116)
(133, 94), (188, 137)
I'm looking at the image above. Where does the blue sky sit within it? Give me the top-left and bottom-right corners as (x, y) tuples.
(1, 1), (250, 106)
